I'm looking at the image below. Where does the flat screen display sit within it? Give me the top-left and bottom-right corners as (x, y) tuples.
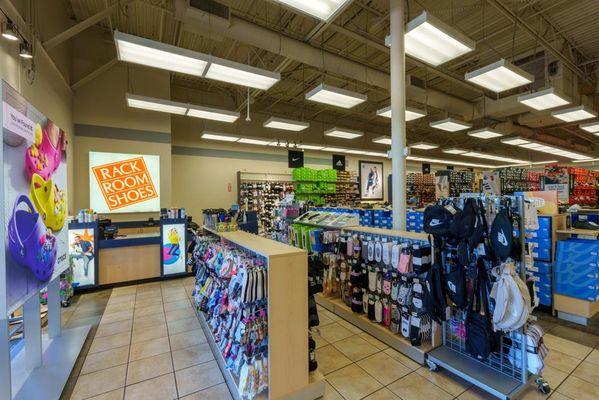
(89, 151), (160, 213)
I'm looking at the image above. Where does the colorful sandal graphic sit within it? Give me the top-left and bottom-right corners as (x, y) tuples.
(30, 173), (67, 231)
(25, 122), (63, 180)
(7, 195), (57, 281)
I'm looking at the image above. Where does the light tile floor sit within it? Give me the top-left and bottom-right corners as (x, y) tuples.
(60, 277), (599, 400)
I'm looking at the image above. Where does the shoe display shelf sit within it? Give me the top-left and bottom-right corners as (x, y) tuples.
(315, 226), (442, 365)
(198, 227), (326, 400)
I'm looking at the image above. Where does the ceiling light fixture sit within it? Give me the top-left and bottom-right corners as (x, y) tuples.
(372, 136), (392, 145)
(467, 128), (503, 139)
(364, 152), (388, 157)
(500, 136), (592, 160)
(517, 87), (570, 110)
(409, 142), (439, 150)
(399, 11), (475, 66)
(1, 19), (19, 41)
(430, 117), (472, 132)
(376, 106), (427, 121)
(495, 160), (559, 168)
(186, 104), (240, 123)
(406, 156), (494, 169)
(201, 132), (240, 142)
(263, 117), (310, 132)
(272, 0), (352, 21)
(298, 144), (325, 150)
(19, 41), (32, 59)
(305, 83), (367, 109)
(238, 138), (272, 146)
(442, 148), (467, 155)
(205, 57), (280, 90)
(115, 31), (208, 76)
(465, 58), (533, 92)
(573, 158), (599, 163)
(462, 151), (529, 164)
(345, 149), (368, 155)
(580, 121), (599, 134)
(324, 127), (364, 139)
(126, 93), (187, 115)
(322, 147), (348, 153)
(551, 105), (597, 122)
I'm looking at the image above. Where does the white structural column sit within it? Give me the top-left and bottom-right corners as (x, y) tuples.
(390, 0), (407, 230)
(24, 295), (42, 371)
(0, 318), (11, 399)
(47, 278), (62, 339)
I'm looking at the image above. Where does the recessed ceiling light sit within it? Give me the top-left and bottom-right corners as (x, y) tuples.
(272, 0), (352, 21)
(298, 144), (325, 150)
(372, 136), (392, 145)
(517, 87), (570, 110)
(399, 11), (475, 66)
(324, 127), (364, 139)
(238, 138), (272, 146)
(430, 118), (472, 132)
(551, 105), (597, 122)
(580, 121), (599, 133)
(126, 93), (187, 115)
(376, 106), (427, 121)
(322, 147), (348, 153)
(442, 148), (467, 155)
(501, 136), (592, 160)
(205, 56), (280, 90)
(263, 117), (310, 131)
(1, 20), (19, 41)
(115, 31), (209, 76)
(467, 128), (503, 139)
(186, 104), (240, 123)
(407, 156), (494, 169)
(465, 58), (534, 93)
(305, 83), (367, 109)
(410, 142), (439, 150)
(201, 132), (240, 142)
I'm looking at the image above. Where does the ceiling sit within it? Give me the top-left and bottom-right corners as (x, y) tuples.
(63, 0), (599, 165)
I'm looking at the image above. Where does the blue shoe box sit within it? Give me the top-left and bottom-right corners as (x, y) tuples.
(538, 293), (552, 306)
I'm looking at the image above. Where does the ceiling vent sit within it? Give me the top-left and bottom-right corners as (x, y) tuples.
(189, 0), (230, 21)
(407, 74), (426, 91)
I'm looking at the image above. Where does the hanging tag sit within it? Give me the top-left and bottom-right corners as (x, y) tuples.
(444, 204), (458, 215)
(411, 315), (421, 328)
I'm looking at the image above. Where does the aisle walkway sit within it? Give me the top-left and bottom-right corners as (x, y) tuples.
(62, 277), (599, 400)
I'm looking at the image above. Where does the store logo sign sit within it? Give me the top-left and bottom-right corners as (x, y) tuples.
(3, 101), (34, 141)
(92, 157), (158, 211)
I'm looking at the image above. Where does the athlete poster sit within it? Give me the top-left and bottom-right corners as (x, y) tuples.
(68, 228), (96, 288)
(161, 222), (186, 276)
(359, 161), (383, 200)
(1, 80), (69, 314)
(89, 151), (160, 213)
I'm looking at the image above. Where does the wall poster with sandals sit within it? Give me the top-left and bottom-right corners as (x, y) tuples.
(1, 80), (69, 314)
(359, 160), (384, 200)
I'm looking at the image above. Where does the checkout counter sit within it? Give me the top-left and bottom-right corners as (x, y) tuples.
(68, 218), (189, 288)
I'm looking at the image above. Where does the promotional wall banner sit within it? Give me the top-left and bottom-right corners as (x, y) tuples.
(1, 80), (69, 314)
(543, 165), (569, 201)
(161, 222), (186, 276)
(482, 171), (501, 195)
(359, 161), (383, 200)
(68, 227), (96, 288)
(89, 151), (161, 213)
(435, 174), (450, 199)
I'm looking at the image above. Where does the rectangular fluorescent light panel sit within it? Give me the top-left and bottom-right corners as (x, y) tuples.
(365, 152), (387, 157)
(573, 158), (599, 163)
(263, 117), (310, 131)
(501, 137), (530, 145)
(465, 58), (533, 93)
(238, 138), (272, 146)
(324, 127), (364, 139)
(501, 136), (592, 160)
(410, 142), (439, 150)
(305, 83), (367, 109)
(205, 57), (280, 90)
(126, 93), (187, 115)
(580, 121), (599, 133)
(201, 132), (240, 142)
(298, 144), (325, 150)
(430, 118), (472, 132)
(186, 105), (240, 123)
(372, 136), (392, 145)
(376, 106), (427, 121)
(407, 156), (494, 169)
(322, 147), (348, 153)
(442, 148), (467, 155)
(551, 105), (597, 122)
(517, 87), (570, 110)
(115, 31), (208, 76)
(345, 149), (368, 155)
(463, 151), (528, 164)
(272, 0), (352, 21)
(403, 12), (475, 66)
(467, 128), (503, 139)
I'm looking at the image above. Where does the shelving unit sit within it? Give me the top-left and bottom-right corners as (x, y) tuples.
(315, 226), (441, 365)
(198, 227), (325, 400)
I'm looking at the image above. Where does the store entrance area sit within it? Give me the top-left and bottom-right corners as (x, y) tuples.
(60, 277), (599, 400)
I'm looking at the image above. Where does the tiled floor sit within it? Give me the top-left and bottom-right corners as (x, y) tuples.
(60, 277), (599, 400)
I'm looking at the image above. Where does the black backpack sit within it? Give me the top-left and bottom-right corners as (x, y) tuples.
(423, 204), (453, 237)
(424, 249), (447, 324)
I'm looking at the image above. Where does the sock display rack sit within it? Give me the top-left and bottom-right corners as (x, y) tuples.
(315, 226), (442, 365)
(237, 172), (294, 236)
(196, 226), (325, 400)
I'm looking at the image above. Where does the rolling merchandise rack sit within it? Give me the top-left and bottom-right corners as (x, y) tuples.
(426, 195), (546, 400)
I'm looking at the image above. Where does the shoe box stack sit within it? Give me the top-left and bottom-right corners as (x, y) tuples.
(499, 168), (543, 194)
(523, 216), (554, 307)
(325, 170), (359, 206)
(449, 171), (475, 197)
(407, 173), (435, 204)
(406, 211), (424, 232)
(568, 168), (598, 206)
(359, 209), (392, 229)
(555, 238), (599, 302)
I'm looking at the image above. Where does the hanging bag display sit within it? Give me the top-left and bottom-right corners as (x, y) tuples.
(465, 261), (498, 361)
(490, 207), (514, 260)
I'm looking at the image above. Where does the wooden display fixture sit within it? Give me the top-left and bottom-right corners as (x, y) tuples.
(316, 226), (441, 365)
(198, 227), (325, 400)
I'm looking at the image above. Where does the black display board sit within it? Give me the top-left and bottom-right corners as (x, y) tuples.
(288, 150), (304, 168)
(332, 154), (346, 170)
